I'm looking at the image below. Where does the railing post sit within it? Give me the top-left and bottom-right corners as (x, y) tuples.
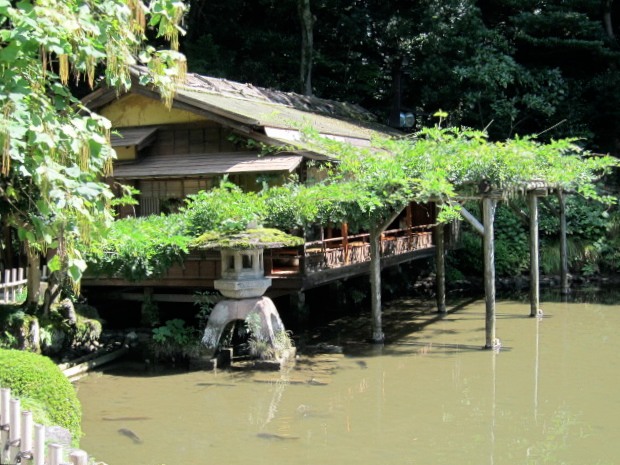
(48, 443), (63, 465)
(10, 269), (17, 302)
(33, 424), (45, 465)
(70, 450), (89, 465)
(21, 410), (33, 457)
(2, 270), (9, 304)
(0, 388), (9, 464)
(9, 398), (21, 463)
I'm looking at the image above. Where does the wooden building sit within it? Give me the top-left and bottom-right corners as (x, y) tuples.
(81, 68), (440, 302)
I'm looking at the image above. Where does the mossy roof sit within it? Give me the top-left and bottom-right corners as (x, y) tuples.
(192, 228), (304, 250)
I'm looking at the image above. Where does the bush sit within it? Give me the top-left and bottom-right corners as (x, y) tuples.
(0, 349), (82, 443)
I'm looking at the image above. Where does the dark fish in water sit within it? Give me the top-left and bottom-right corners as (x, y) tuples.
(307, 378), (328, 386)
(256, 433), (300, 440)
(195, 382), (236, 387)
(355, 360), (368, 369)
(103, 416), (151, 421)
(118, 428), (143, 444)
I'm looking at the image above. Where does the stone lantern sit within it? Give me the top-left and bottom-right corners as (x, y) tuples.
(214, 248), (271, 299)
(196, 228), (303, 368)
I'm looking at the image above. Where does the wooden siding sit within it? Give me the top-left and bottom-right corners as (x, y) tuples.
(147, 123), (239, 156)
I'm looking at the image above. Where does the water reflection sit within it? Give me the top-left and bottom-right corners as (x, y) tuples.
(77, 293), (620, 465)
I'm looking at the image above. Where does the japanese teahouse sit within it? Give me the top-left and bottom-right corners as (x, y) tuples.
(82, 68), (442, 304)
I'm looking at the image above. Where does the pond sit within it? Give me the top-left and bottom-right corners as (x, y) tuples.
(76, 289), (620, 465)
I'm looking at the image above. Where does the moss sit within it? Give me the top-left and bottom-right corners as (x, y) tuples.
(192, 227), (304, 250)
(0, 349), (82, 444)
(0, 306), (40, 352)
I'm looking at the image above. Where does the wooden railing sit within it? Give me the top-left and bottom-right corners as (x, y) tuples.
(0, 267), (48, 305)
(270, 226), (434, 274)
(0, 387), (89, 465)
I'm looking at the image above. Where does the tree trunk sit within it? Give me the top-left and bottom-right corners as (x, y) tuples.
(42, 271), (63, 317)
(388, 57), (403, 128)
(25, 244), (41, 310)
(298, 0), (314, 96)
(369, 226), (384, 343)
(603, 0), (615, 39)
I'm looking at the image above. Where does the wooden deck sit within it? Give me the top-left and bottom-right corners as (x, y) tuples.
(82, 226), (435, 299)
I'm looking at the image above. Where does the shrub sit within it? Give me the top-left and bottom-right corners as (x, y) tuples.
(0, 349), (82, 443)
(151, 319), (203, 362)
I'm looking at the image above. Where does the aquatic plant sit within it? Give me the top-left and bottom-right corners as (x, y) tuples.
(244, 313), (294, 360)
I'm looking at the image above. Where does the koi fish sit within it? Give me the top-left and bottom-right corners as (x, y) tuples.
(118, 428), (143, 444)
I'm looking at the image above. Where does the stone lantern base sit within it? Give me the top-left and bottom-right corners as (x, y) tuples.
(200, 296), (294, 367)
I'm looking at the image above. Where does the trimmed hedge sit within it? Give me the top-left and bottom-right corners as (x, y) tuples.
(0, 349), (81, 443)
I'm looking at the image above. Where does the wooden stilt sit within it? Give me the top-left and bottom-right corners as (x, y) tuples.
(483, 197), (497, 349)
(435, 222), (446, 313)
(557, 190), (570, 295)
(369, 227), (384, 343)
(528, 191), (541, 316)
(290, 291), (308, 327)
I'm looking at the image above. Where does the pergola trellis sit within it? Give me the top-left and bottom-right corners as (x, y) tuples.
(368, 181), (572, 350)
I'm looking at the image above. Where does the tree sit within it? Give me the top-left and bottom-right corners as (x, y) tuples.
(298, 0), (314, 95)
(0, 0), (187, 311)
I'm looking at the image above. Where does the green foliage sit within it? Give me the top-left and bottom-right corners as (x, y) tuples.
(151, 319), (202, 361)
(194, 291), (218, 327)
(182, 180), (266, 236)
(85, 214), (191, 281)
(539, 196), (620, 275)
(0, 349), (82, 443)
(453, 195), (620, 277)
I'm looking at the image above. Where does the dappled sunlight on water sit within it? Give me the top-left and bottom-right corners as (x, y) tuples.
(77, 293), (620, 465)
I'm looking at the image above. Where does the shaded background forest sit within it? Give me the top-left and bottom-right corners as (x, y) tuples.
(178, 0), (620, 278)
(181, 0), (620, 155)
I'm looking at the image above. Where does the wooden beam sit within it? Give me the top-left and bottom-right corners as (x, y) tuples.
(483, 197), (498, 349)
(540, 197), (559, 216)
(528, 192), (542, 317)
(507, 201), (530, 227)
(459, 205), (484, 236)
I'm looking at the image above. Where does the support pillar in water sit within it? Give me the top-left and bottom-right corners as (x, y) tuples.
(528, 191), (542, 317)
(483, 197), (499, 350)
(435, 221), (446, 314)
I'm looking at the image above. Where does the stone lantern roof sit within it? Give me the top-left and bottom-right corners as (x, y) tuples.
(191, 228), (304, 251)
(192, 228), (303, 299)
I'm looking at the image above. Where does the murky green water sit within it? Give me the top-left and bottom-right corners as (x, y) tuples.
(76, 291), (620, 465)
